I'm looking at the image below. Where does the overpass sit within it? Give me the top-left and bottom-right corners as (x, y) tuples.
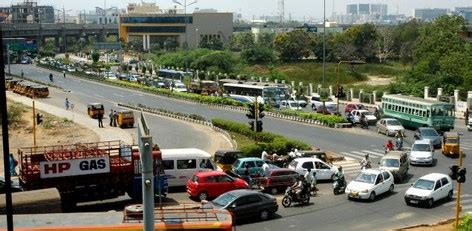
(0, 23), (119, 52)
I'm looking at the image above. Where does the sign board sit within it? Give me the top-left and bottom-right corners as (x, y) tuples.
(40, 156), (110, 179)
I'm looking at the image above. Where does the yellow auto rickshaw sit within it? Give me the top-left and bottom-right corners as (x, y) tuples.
(117, 110), (135, 128)
(442, 132), (460, 157)
(214, 150), (242, 172)
(87, 103), (105, 119)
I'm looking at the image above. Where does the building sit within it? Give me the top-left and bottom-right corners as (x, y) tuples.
(0, 0), (54, 23)
(346, 4), (358, 15)
(370, 4), (388, 15)
(79, 7), (124, 24)
(358, 4), (370, 15)
(119, 3), (233, 50)
(455, 7), (472, 23)
(414, 8), (449, 22)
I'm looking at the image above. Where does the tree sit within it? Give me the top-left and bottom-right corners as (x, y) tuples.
(257, 33), (275, 48)
(241, 45), (276, 64)
(164, 37), (178, 51)
(230, 32), (255, 51)
(274, 30), (316, 62)
(190, 51), (235, 73)
(199, 37), (224, 50)
(341, 23), (378, 61)
(91, 52), (100, 63)
(392, 19), (421, 64)
(376, 27), (395, 63)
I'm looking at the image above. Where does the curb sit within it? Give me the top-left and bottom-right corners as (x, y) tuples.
(393, 218), (455, 230)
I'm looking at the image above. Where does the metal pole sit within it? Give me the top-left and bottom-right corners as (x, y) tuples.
(337, 62), (341, 114)
(138, 113), (154, 231)
(184, 0), (188, 72)
(7, 44), (11, 75)
(33, 100), (36, 148)
(322, 0), (326, 87)
(455, 150), (464, 229)
(1, 25), (15, 231)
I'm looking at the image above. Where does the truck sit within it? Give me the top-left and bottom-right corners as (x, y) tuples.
(18, 140), (167, 210)
(188, 80), (219, 95)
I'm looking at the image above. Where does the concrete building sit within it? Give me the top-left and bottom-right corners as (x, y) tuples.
(79, 7), (124, 24)
(455, 7), (472, 23)
(370, 4), (388, 15)
(119, 3), (233, 50)
(0, 0), (54, 23)
(414, 8), (449, 22)
(358, 4), (370, 15)
(347, 4), (358, 15)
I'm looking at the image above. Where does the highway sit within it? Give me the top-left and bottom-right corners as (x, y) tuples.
(8, 64), (472, 230)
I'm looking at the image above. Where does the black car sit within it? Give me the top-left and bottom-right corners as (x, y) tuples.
(204, 189), (278, 222)
(0, 176), (22, 194)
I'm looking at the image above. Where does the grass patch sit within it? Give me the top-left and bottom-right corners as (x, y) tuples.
(230, 131), (256, 148)
(7, 101), (26, 126)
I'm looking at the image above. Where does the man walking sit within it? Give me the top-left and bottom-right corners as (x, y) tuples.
(63, 70), (66, 78)
(465, 108), (469, 126)
(113, 110), (118, 127)
(65, 98), (70, 110)
(109, 109), (114, 126)
(97, 112), (104, 128)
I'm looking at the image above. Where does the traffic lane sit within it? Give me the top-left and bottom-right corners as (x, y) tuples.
(13, 65), (386, 153)
(33, 87), (212, 150)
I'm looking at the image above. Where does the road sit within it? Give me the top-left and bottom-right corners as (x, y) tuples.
(9, 64), (472, 230)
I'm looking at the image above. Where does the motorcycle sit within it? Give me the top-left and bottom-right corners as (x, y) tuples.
(281, 185), (310, 207)
(360, 160), (372, 170)
(332, 175), (346, 195)
(395, 138), (403, 150)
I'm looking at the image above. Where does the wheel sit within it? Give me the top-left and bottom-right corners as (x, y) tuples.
(396, 175), (403, 183)
(198, 192), (208, 201)
(333, 189), (338, 195)
(447, 190), (453, 201)
(281, 196), (292, 207)
(389, 184), (394, 193)
(369, 192), (376, 201)
(377, 128), (381, 134)
(427, 198), (434, 208)
(270, 187), (278, 195)
(302, 194), (310, 205)
(260, 210), (270, 220)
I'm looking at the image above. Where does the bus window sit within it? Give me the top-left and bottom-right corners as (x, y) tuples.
(426, 110), (430, 118)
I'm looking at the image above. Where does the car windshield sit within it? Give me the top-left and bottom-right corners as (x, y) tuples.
(381, 159), (399, 167)
(212, 192), (237, 207)
(413, 179), (435, 190)
(412, 144), (431, 152)
(386, 120), (401, 126)
(354, 173), (376, 184)
(232, 160), (241, 168)
(363, 111), (374, 116)
(421, 129), (438, 137)
(289, 102), (299, 107)
(445, 138), (458, 144)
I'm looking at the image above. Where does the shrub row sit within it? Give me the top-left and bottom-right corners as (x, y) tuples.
(276, 109), (347, 127)
(212, 118), (310, 157)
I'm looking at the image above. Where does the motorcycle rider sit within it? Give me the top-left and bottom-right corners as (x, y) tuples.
(374, 107), (381, 120)
(395, 130), (405, 150)
(360, 113), (368, 128)
(360, 154), (372, 170)
(291, 175), (306, 200)
(385, 140), (394, 153)
(49, 73), (54, 82)
(333, 166), (346, 192)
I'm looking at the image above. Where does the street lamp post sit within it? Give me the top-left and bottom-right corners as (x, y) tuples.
(172, 0), (197, 72)
(336, 60), (366, 113)
(195, 28), (199, 48)
(322, 0), (326, 87)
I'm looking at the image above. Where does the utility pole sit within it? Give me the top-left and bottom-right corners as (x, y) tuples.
(138, 112), (155, 231)
(32, 97), (36, 148)
(322, 0), (326, 87)
(455, 151), (464, 229)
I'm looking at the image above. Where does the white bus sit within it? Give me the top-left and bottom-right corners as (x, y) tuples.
(222, 83), (285, 106)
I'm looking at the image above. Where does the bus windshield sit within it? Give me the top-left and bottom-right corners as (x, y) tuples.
(431, 105), (454, 117)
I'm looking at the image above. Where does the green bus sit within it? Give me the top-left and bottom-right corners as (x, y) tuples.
(381, 94), (455, 132)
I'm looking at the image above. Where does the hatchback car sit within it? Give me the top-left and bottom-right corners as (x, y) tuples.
(344, 103), (366, 113)
(376, 118), (405, 136)
(259, 168), (299, 194)
(404, 173), (453, 207)
(414, 127), (442, 149)
(288, 157), (338, 181)
(187, 171), (248, 201)
(232, 157), (265, 176)
(280, 100), (301, 110)
(351, 109), (377, 125)
(345, 169), (395, 201)
(409, 140), (434, 166)
(204, 189), (278, 222)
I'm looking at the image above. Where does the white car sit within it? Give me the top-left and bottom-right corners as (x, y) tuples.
(404, 173), (453, 207)
(309, 94), (335, 110)
(351, 109), (377, 125)
(468, 117), (472, 131)
(345, 169), (395, 201)
(409, 140), (434, 166)
(280, 100), (302, 110)
(288, 157), (338, 180)
(67, 67), (76, 72)
(376, 118), (405, 136)
(172, 82), (187, 92)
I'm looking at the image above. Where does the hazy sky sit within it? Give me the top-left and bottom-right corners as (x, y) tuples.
(2, 0), (472, 20)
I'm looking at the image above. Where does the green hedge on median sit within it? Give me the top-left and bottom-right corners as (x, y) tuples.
(277, 109), (347, 127)
(212, 118), (310, 157)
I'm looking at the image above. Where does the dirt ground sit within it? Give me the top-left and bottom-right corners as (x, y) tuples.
(354, 75), (395, 86)
(397, 219), (454, 231)
(0, 100), (99, 173)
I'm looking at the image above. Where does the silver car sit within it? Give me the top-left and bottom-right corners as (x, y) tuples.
(376, 118), (405, 136)
(409, 140), (434, 166)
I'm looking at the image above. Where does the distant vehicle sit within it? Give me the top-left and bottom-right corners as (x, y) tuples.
(203, 189), (278, 222)
(116, 110), (135, 128)
(376, 118), (405, 136)
(158, 68), (191, 82)
(288, 157), (338, 181)
(410, 140), (434, 166)
(345, 169), (395, 201)
(87, 103), (105, 119)
(404, 173), (453, 208)
(232, 157), (265, 176)
(0, 176), (22, 193)
(297, 99), (308, 108)
(344, 103), (366, 113)
(67, 67), (76, 72)
(172, 82), (187, 92)
(316, 105), (337, 115)
(414, 127), (442, 149)
(222, 83), (284, 107)
(213, 150), (242, 172)
(378, 151), (409, 183)
(128, 75), (139, 82)
(186, 171), (248, 201)
(279, 100), (301, 110)
(85, 70), (98, 76)
(309, 94), (335, 110)
(259, 168), (299, 195)
(117, 73), (129, 80)
(468, 117), (472, 131)
(21, 57), (32, 64)
(441, 132), (460, 157)
(351, 109), (377, 125)
(381, 94), (455, 132)
(188, 80), (219, 95)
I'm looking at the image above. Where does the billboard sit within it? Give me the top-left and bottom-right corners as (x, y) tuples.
(39, 156), (110, 179)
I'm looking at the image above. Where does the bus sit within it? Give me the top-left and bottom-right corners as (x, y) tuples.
(158, 69), (191, 82)
(222, 82), (285, 107)
(381, 94), (455, 132)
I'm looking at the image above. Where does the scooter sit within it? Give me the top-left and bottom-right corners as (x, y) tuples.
(360, 161), (372, 170)
(332, 175), (346, 195)
(395, 138), (403, 151)
(281, 185), (310, 207)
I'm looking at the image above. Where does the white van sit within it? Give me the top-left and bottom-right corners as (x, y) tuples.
(161, 148), (216, 187)
(288, 157), (338, 180)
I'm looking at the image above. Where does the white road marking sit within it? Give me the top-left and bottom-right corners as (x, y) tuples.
(362, 150), (385, 157)
(393, 212), (413, 220)
(94, 94), (105, 98)
(113, 93), (124, 98)
(373, 149), (385, 153)
(340, 152), (364, 160)
(443, 198), (472, 207)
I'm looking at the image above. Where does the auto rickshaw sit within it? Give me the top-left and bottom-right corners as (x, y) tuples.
(441, 132), (460, 157)
(117, 110), (135, 128)
(87, 103), (105, 119)
(213, 150), (242, 172)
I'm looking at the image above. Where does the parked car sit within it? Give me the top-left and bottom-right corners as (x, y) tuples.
(376, 118), (405, 136)
(21, 57), (32, 64)
(297, 99), (308, 108)
(344, 103), (366, 113)
(316, 104), (337, 115)
(378, 151), (409, 183)
(404, 173), (453, 208)
(310, 95), (335, 110)
(172, 82), (187, 92)
(288, 157), (338, 181)
(0, 176), (22, 194)
(409, 140), (435, 166)
(186, 171), (248, 201)
(203, 189), (278, 222)
(232, 157), (265, 176)
(279, 100), (301, 110)
(345, 169), (395, 201)
(259, 168), (299, 195)
(351, 109), (377, 125)
(67, 67), (76, 72)
(414, 127), (442, 149)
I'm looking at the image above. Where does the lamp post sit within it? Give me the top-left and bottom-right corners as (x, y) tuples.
(172, 0), (197, 72)
(322, 0), (326, 87)
(336, 60), (366, 113)
(195, 28), (199, 48)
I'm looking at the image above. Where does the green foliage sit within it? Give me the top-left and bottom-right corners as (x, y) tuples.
(230, 32), (255, 51)
(458, 214), (472, 230)
(340, 23), (378, 61)
(91, 52), (100, 63)
(190, 51), (236, 73)
(257, 33), (275, 48)
(274, 30), (317, 61)
(241, 46), (276, 64)
(199, 37), (224, 50)
(276, 110), (347, 127)
(7, 102), (25, 126)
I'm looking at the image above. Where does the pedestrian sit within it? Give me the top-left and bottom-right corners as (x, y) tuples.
(113, 110), (118, 127)
(64, 98), (70, 110)
(465, 108), (469, 126)
(97, 112), (104, 128)
(63, 70), (66, 78)
(21, 70), (24, 78)
(109, 109), (114, 126)
(9, 153), (18, 176)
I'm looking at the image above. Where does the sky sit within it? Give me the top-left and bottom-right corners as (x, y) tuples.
(2, 0), (472, 20)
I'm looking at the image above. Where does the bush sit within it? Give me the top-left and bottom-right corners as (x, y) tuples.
(7, 103), (25, 126)
(276, 109), (347, 126)
(458, 214), (472, 230)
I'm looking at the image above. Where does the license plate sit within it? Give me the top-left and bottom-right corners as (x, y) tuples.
(350, 192), (358, 197)
(410, 200), (418, 204)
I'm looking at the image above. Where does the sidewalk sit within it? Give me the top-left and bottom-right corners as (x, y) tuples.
(6, 92), (134, 145)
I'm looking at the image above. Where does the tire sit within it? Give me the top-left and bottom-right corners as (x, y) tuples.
(260, 210), (270, 220)
(302, 194), (310, 205)
(397, 175), (403, 184)
(282, 196), (292, 207)
(333, 189), (338, 195)
(270, 187), (278, 195)
(389, 184), (394, 193)
(427, 198), (434, 208)
(447, 190), (453, 201)
(198, 192), (208, 201)
(369, 192), (376, 201)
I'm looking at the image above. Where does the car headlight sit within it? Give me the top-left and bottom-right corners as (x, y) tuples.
(361, 189), (369, 193)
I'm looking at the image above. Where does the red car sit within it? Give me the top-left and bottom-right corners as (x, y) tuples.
(259, 169), (299, 195)
(344, 103), (366, 113)
(186, 171), (248, 201)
